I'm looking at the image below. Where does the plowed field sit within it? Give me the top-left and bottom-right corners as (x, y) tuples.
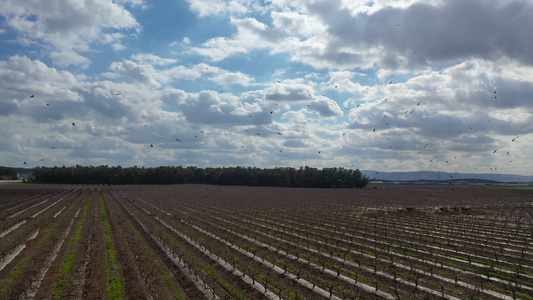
(1, 183), (532, 299)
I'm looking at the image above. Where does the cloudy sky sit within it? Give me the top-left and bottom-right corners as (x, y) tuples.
(1, 0), (532, 175)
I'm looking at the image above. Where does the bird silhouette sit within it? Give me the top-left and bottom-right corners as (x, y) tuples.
(23, 161), (27, 165)
(30, 95), (34, 98)
(150, 144), (153, 147)
(493, 149), (497, 153)
(512, 136), (518, 141)
(175, 138), (181, 142)
(389, 81), (392, 84)
(72, 123), (75, 126)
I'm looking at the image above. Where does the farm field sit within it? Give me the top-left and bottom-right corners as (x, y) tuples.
(1, 183), (533, 299)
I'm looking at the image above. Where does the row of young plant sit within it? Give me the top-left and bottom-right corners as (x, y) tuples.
(245, 208), (533, 299)
(112, 187), (344, 299)
(290, 207), (533, 280)
(52, 188), (93, 299)
(113, 186), (284, 300)
(126, 189), (406, 299)
(0, 186), (78, 245)
(174, 197), (467, 299)
(107, 189), (196, 299)
(339, 213), (533, 274)
(98, 184), (533, 299)
(0, 188), (86, 300)
(173, 194), (531, 299)
(111, 188), (284, 300)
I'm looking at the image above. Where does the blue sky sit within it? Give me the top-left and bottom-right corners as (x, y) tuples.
(1, 0), (532, 175)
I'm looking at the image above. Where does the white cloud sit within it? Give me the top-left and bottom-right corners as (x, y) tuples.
(310, 96), (343, 117)
(49, 50), (90, 68)
(185, 0), (251, 17)
(131, 53), (178, 66)
(109, 60), (161, 88)
(0, 0), (140, 65)
(211, 71), (252, 87)
(265, 82), (315, 102)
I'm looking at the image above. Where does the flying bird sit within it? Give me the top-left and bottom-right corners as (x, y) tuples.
(150, 144), (153, 147)
(23, 161), (27, 165)
(389, 81), (392, 84)
(72, 123), (75, 126)
(512, 136), (518, 141)
(175, 138), (181, 142)
(493, 149), (497, 153)
(30, 95), (34, 98)
(277, 132), (282, 135)
(270, 111), (273, 114)
(277, 80), (281, 83)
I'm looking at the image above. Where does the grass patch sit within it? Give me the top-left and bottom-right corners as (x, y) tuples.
(200, 265), (249, 300)
(99, 188), (124, 300)
(53, 189), (92, 298)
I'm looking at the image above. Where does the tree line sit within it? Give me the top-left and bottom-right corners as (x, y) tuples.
(31, 165), (369, 188)
(0, 166), (18, 180)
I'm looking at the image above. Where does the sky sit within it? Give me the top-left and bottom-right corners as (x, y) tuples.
(1, 0), (532, 176)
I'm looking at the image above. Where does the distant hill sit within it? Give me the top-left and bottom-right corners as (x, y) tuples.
(362, 170), (533, 183)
